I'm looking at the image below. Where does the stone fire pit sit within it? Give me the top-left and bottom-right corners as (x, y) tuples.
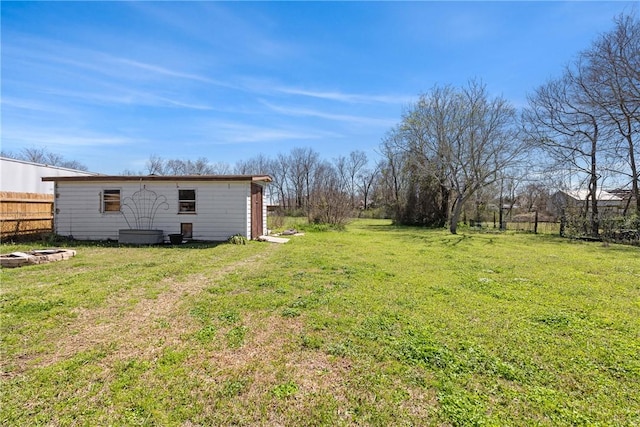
(0, 249), (77, 268)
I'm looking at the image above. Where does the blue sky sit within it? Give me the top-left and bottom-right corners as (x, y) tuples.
(1, 1), (635, 174)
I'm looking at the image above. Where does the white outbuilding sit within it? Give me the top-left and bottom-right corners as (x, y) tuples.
(42, 174), (272, 242)
(0, 156), (97, 194)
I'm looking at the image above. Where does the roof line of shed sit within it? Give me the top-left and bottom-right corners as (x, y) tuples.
(42, 174), (272, 183)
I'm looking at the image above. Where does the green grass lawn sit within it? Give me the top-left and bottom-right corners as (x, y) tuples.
(2, 219), (639, 426)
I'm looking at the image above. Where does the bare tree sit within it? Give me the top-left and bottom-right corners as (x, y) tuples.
(289, 147), (319, 212)
(234, 154), (270, 175)
(269, 152), (291, 208)
(379, 130), (409, 221)
(209, 161), (232, 175)
(189, 157), (215, 175)
(165, 159), (187, 175)
(145, 154), (167, 175)
(356, 161), (382, 210)
(308, 160), (353, 226)
(347, 150), (368, 206)
(121, 168), (142, 176)
(580, 12), (640, 214)
(390, 81), (524, 233)
(2, 147), (88, 171)
(143, 155), (226, 176)
(518, 182), (552, 214)
(524, 67), (610, 237)
(333, 150), (368, 208)
(333, 155), (349, 192)
(20, 147), (51, 164)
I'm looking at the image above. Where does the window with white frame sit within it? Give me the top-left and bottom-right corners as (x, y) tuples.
(178, 189), (196, 213)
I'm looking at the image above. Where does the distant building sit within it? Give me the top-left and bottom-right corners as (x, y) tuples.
(0, 156), (97, 194)
(549, 189), (631, 217)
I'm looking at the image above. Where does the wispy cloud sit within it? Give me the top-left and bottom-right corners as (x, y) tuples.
(0, 97), (74, 115)
(274, 86), (413, 105)
(4, 36), (234, 89)
(129, 2), (296, 60)
(3, 127), (137, 148)
(109, 57), (233, 88)
(35, 86), (213, 111)
(202, 121), (341, 144)
(155, 96), (213, 111)
(260, 100), (396, 128)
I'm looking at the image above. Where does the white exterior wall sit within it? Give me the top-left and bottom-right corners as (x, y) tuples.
(0, 157), (95, 194)
(54, 180), (255, 241)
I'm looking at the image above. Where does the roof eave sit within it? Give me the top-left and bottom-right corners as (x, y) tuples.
(42, 174), (273, 183)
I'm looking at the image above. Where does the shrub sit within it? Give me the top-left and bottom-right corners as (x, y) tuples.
(227, 234), (247, 245)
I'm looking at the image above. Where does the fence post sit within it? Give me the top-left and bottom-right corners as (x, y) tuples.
(560, 209), (565, 237)
(534, 210), (539, 234)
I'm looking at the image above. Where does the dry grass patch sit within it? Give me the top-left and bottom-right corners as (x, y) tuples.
(20, 248), (277, 373)
(163, 312), (359, 425)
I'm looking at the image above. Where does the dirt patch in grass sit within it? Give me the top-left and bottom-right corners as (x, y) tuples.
(187, 312), (357, 424)
(13, 246), (277, 374)
(229, 314), (351, 388)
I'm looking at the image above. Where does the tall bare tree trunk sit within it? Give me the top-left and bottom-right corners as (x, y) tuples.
(449, 194), (464, 234)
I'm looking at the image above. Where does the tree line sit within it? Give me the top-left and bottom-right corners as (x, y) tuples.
(132, 148), (379, 228)
(1, 147), (88, 171)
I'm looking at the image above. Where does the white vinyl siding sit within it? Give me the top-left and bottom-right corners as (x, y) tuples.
(54, 182), (128, 240)
(53, 181), (256, 241)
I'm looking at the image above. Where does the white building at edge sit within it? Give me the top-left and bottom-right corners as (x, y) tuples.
(0, 156), (98, 194)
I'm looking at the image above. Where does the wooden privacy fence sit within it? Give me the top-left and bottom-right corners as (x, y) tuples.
(0, 192), (54, 241)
